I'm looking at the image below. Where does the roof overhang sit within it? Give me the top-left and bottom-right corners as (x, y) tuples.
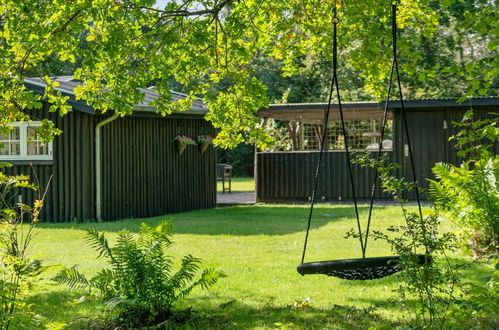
(23, 77), (208, 116)
(257, 98), (499, 124)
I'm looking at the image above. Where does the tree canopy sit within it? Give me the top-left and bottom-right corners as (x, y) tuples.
(0, 0), (497, 148)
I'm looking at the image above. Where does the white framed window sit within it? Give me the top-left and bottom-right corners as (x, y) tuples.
(0, 122), (53, 161)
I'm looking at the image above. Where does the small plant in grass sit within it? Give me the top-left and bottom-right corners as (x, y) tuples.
(54, 221), (225, 328)
(0, 163), (48, 329)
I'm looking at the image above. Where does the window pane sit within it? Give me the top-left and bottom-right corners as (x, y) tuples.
(10, 127), (20, 140)
(27, 127), (36, 139)
(0, 142), (20, 155)
(38, 143), (49, 155)
(27, 141), (49, 156)
(10, 142), (20, 155)
(27, 141), (37, 155)
(0, 127), (20, 141)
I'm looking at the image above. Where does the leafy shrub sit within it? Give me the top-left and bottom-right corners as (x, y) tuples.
(0, 163), (47, 329)
(371, 211), (458, 328)
(429, 110), (498, 258)
(426, 110), (498, 327)
(54, 221), (225, 327)
(353, 154), (459, 328)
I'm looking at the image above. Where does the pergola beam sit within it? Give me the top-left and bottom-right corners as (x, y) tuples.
(258, 107), (392, 124)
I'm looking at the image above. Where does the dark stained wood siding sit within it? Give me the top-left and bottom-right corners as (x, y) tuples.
(100, 115), (216, 220)
(256, 105), (497, 202)
(394, 105), (498, 199)
(256, 151), (391, 202)
(3, 103), (216, 222)
(3, 103), (96, 222)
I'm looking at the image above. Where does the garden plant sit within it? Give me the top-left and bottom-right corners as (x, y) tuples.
(0, 164), (49, 329)
(54, 221), (225, 328)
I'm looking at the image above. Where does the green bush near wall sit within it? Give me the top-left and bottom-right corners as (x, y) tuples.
(216, 143), (254, 177)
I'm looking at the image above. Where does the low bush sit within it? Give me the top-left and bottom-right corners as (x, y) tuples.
(353, 154), (459, 328)
(54, 221), (225, 328)
(216, 143), (254, 176)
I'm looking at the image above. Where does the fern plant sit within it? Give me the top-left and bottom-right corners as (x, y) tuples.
(54, 221), (225, 327)
(428, 110), (498, 258)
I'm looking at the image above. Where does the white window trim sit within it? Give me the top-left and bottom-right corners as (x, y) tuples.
(0, 122), (53, 161)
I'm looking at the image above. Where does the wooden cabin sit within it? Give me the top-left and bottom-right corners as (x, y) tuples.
(0, 77), (216, 222)
(256, 98), (499, 202)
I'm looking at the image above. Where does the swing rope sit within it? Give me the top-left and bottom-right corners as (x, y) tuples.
(301, 1), (425, 265)
(362, 2), (398, 256)
(301, 1), (364, 264)
(363, 3), (426, 256)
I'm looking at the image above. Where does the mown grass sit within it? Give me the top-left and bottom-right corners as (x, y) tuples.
(217, 176), (254, 192)
(28, 204), (494, 329)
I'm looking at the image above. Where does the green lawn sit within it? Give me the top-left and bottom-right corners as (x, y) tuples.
(28, 204), (494, 329)
(217, 176), (254, 192)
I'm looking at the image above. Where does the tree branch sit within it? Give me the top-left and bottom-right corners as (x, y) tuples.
(129, 0), (234, 18)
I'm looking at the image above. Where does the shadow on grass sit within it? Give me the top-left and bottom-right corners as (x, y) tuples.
(37, 204), (391, 236)
(27, 288), (402, 329)
(26, 288), (102, 326)
(172, 300), (402, 329)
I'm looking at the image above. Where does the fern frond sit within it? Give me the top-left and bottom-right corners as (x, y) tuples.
(52, 266), (89, 289)
(86, 229), (113, 260)
(104, 296), (131, 309)
(428, 179), (455, 207)
(176, 268), (226, 301)
(89, 268), (115, 298)
(138, 221), (173, 248)
(197, 268), (227, 290)
(166, 254), (202, 294)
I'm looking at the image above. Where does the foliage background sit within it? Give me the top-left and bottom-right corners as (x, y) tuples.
(1, 0), (496, 148)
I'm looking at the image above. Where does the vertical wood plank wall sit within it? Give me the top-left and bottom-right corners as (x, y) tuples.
(3, 104), (216, 222)
(4, 104), (96, 222)
(256, 151), (391, 202)
(395, 105), (498, 199)
(100, 115), (216, 221)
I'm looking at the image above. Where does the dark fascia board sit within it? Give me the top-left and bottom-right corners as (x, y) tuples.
(260, 97), (499, 113)
(129, 110), (206, 119)
(24, 80), (208, 117)
(387, 97), (499, 109)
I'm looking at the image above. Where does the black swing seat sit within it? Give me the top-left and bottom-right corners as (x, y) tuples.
(297, 255), (431, 280)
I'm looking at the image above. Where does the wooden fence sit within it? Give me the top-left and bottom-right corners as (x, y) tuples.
(256, 151), (393, 202)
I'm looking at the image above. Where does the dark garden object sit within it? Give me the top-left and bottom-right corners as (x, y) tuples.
(174, 135), (196, 155)
(298, 255), (431, 280)
(216, 163), (233, 193)
(298, 1), (430, 280)
(197, 135), (213, 154)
